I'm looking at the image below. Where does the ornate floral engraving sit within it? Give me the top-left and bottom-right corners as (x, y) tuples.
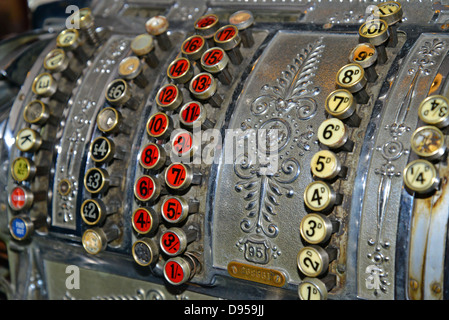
(367, 38), (446, 295)
(235, 38), (325, 264)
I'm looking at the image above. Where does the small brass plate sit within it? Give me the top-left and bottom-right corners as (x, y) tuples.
(227, 261), (286, 287)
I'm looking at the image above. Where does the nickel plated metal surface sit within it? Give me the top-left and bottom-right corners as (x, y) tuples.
(1, 0), (449, 300)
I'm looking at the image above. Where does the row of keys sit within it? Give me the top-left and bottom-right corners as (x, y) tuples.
(8, 8), (101, 241)
(298, 1), (403, 300)
(403, 95), (449, 196)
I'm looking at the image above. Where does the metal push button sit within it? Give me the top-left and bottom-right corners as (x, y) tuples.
(179, 101), (215, 130)
(359, 19), (389, 64)
(325, 89), (360, 127)
(163, 254), (200, 285)
(297, 245), (338, 277)
(229, 10), (255, 48)
(56, 28), (89, 63)
(15, 128), (52, 153)
(23, 100), (58, 126)
(171, 130), (198, 159)
(8, 185), (47, 212)
(317, 118), (354, 152)
(32, 73), (70, 102)
(167, 58), (194, 85)
(105, 78), (139, 110)
(403, 159), (440, 196)
(164, 163), (202, 191)
(336, 63), (369, 104)
(304, 180), (342, 213)
(410, 126), (447, 161)
(43, 48), (77, 81)
(96, 107), (131, 135)
(9, 215), (46, 241)
(131, 34), (159, 68)
(81, 198), (119, 226)
(138, 143), (167, 171)
(145, 16), (172, 51)
(181, 35), (208, 62)
(373, 1), (403, 47)
(310, 150), (347, 181)
(298, 275), (336, 300)
(11, 157), (49, 182)
(89, 136), (126, 164)
(160, 227), (198, 257)
(68, 7), (99, 45)
(134, 175), (164, 203)
(214, 25), (243, 65)
(146, 112), (173, 140)
(83, 167), (120, 195)
(300, 213), (339, 245)
(82, 225), (120, 255)
(118, 56), (148, 88)
(349, 43), (378, 83)
(194, 14), (220, 45)
(156, 83), (183, 111)
(132, 207), (160, 235)
(418, 95), (449, 128)
(189, 72), (222, 108)
(132, 238), (159, 266)
(160, 196), (199, 224)
(201, 47), (232, 85)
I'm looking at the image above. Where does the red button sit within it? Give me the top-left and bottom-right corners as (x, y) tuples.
(10, 186), (26, 210)
(161, 230), (181, 255)
(132, 208), (156, 234)
(134, 175), (156, 202)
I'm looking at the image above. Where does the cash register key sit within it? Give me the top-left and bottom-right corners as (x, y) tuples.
(418, 95), (449, 128)
(229, 10), (255, 48)
(23, 100), (58, 126)
(164, 163), (202, 191)
(213, 25), (243, 65)
(146, 112), (173, 140)
(324, 89), (360, 127)
(304, 180), (341, 213)
(317, 118), (353, 152)
(15, 128), (52, 153)
(179, 101), (215, 130)
(156, 83), (183, 111)
(297, 245), (337, 277)
(56, 28), (89, 63)
(138, 143), (167, 171)
(131, 207), (160, 235)
(68, 7), (99, 45)
(96, 107), (131, 135)
(358, 19), (389, 64)
(335, 63), (369, 104)
(160, 227), (198, 257)
(194, 14), (220, 44)
(200, 47), (233, 85)
(81, 198), (118, 226)
(83, 167), (120, 195)
(300, 213), (337, 245)
(298, 276), (336, 300)
(134, 175), (163, 203)
(373, 1), (403, 47)
(9, 215), (46, 241)
(181, 35), (207, 62)
(105, 78), (139, 110)
(310, 150), (345, 180)
(348, 43), (378, 83)
(8, 185), (47, 212)
(82, 226), (120, 255)
(131, 34), (159, 68)
(403, 159), (440, 196)
(145, 16), (172, 51)
(163, 255), (199, 285)
(189, 72), (222, 108)
(160, 196), (199, 224)
(118, 56), (148, 88)
(11, 157), (48, 182)
(167, 58), (194, 85)
(32, 72), (70, 102)
(132, 238), (159, 266)
(89, 136), (125, 164)
(410, 126), (446, 161)
(43, 48), (77, 81)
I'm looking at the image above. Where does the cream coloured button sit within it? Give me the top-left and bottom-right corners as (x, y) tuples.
(145, 16), (172, 51)
(32, 72), (70, 102)
(297, 245), (337, 277)
(325, 89), (360, 127)
(358, 19), (389, 64)
(348, 43), (378, 83)
(317, 118), (353, 151)
(373, 1), (403, 47)
(304, 181), (340, 213)
(418, 95), (449, 128)
(298, 276), (336, 300)
(131, 34), (159, 68)
(310, 150), (346, 180)
(410, 126), (446, 161)
(118, 56), (148, 88)
(300, 213), (338, 244)
(15, 128), (52, 153)
(403, 159), (440, 195)
(336, 63), (369, 104)
(82, 226), (120, 255)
